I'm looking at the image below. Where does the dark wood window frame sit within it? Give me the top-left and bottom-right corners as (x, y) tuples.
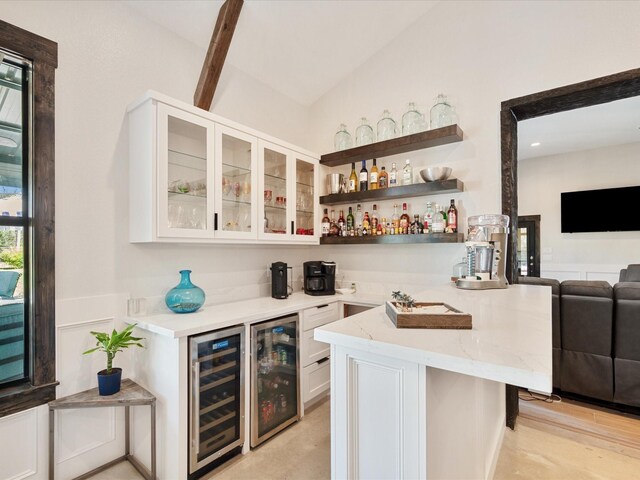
(500, 67), (640, 429)
(0, 19), (57, 418)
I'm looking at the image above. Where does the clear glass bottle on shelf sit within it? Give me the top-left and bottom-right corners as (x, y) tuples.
(389, 162), (398, 187)
(377, 109), (397, 141)
(402, 102), (425, 135)
(432, 203), (445, 233)
(355, 118), (375, 146)
(391, 204), (400, 234)
(355, 204), (364, 235)
(334, 123), (353, 151)
(430, 94), (456, 129)
(402, 159), (413, 185)
(423, 202), (434, 233)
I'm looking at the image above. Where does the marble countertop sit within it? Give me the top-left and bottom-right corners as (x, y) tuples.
(125, 291), (385, 338)
(315, 284), (553, 392)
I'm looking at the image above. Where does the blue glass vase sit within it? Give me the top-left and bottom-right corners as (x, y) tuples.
(165, 270), (205, 313)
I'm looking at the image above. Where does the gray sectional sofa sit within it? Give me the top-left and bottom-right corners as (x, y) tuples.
(519, 265), (640, 408)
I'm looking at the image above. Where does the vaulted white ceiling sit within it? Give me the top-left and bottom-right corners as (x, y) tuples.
(124, 0), (438, 106)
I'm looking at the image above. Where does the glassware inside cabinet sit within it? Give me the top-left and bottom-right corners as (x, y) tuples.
(220, 134), (253, 233)
(167, 116), (208, 231)
(263, 148), (288, 235)
(295, 158), (314, 236)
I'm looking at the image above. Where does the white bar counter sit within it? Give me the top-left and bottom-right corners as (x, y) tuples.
(314, 284), (552, 480)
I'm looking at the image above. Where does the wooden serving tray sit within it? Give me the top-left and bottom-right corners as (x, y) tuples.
(385, 301), (472, 329)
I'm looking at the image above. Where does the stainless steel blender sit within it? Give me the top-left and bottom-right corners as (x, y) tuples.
(456, 214), (510, 290)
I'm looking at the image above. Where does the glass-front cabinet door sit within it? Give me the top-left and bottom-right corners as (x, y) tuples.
(157, 104), (214, 239)
(214, 125), (258, 239)
(259, 141), (318, 242)
(292, 154), (317, 241)
(259, 140), (291, 240)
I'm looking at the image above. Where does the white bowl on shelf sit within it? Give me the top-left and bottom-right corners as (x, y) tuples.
(420, 167), (452, 182)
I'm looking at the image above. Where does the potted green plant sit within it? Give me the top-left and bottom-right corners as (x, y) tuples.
(83, 323), (144, 396)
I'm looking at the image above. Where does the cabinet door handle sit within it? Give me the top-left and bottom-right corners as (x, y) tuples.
(318, 357), (330, 365)
(316, 304), (329, 310)
(291, 221), (294, 235)
(214, 213), (218, 231)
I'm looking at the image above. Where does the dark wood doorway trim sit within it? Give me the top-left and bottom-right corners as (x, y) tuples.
(518, 215), (541, 278)
(500, 67), (640, 429)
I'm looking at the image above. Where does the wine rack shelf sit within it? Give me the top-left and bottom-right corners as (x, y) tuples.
(320, 124), (464, 167)
(319, 179), (464, 206)
(319, 233), (464, 245)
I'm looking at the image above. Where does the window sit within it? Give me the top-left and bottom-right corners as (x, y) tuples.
(0, 20), (57, 418)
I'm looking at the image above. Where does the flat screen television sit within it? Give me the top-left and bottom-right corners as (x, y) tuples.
(561, 185), (640, 233)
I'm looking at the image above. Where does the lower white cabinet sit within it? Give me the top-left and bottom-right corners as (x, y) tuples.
(300, 302), (339, 405)
(302, 358), (331, 404)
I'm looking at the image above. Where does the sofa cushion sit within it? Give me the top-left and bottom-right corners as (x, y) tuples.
(561, 350), (613, 402)
(614, 282), (640, 300)
(620, 264), (640, 282)
(561, 295), (613, 355)
(614, 358), (640, 407)
(561, 280), (613, 298)
(553, 347), (561, 390)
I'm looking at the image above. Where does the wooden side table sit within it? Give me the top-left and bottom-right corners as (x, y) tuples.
(49, 378), (156, 480)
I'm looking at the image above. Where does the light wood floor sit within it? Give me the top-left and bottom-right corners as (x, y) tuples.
(91, 394), (640, 479)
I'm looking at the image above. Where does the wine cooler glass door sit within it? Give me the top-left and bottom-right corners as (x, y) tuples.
(189, 326), (245, 474)
(251, 314), (300, 447)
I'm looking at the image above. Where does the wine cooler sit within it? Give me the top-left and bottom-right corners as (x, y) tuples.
(251, 314), (301, 447)
(189, 326), (245, 476)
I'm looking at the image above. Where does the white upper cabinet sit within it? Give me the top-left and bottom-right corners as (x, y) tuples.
(258, 140), (318, 243)
(128, 91), (319, 244)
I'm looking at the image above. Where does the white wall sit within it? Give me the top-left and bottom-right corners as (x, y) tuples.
(309, 0), (640, 284)
(519, 142), (640, 284)
(0, 2), (315, 479)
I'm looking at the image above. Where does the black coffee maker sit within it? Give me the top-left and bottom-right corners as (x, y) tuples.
(303, 261), (336, 296)
(271, 262), (292, 299)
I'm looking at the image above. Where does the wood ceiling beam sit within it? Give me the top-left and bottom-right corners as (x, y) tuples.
(194, 0), (243, 111)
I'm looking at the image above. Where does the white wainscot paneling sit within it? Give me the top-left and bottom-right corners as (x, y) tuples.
(54, 314), (127, 479)
(0, 409), (38, 479)
(541, 263), (624, 285)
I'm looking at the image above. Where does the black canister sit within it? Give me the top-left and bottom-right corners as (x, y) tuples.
(271, 262), (289, 299)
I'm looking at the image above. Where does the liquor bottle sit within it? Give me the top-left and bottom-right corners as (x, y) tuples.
(338, 210), (346, 236)
(376, 222), (383, 235)
(371, 204), (379, 231)
(346, 206), (354, 232)
(391, 204), (400, 234)
(389, 162), (398, 187)
(423, 202), (434, 233)
(378, 166), (388, 188)
(362, 211), (371, 235)
(412, 214), (423, 234)
(355, 204), (363, 235)
(381, 217), (387, 235)
(432, 203), (445, 233)
(349, 162), (358, 192)
(321, 208), (330, 237)
(329, 209), (340, 236)
(370, 159), (379, 190)
(447, 199), (458, 232)
(359, 160), (368, 192)
(440, 204), (447, 225)
(399, 202), (410, 234)
(402, 159), (413, 185)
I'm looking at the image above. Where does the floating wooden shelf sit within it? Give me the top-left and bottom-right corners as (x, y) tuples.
(320, 179), (464, 206)
(320, 124), (464, 167)
(319, 233), (464, 245)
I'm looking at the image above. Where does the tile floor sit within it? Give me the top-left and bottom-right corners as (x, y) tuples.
(90, 397), (640, 479)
